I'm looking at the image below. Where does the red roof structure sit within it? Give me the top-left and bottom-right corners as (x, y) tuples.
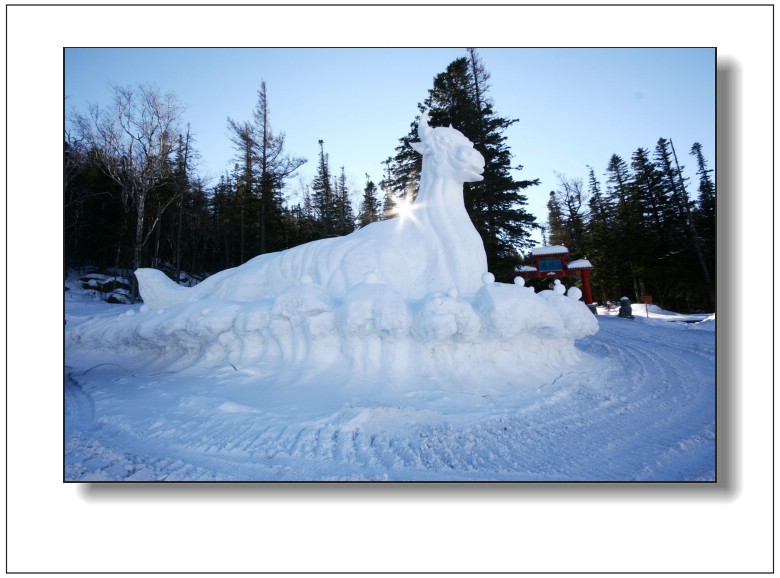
(515, 245), (595, 304)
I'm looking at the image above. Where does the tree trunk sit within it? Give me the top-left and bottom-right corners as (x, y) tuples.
(174, 129), (190, 283)
(152, 203), (162, 269)
(239, 197), (245, 264)
(132, 189), (146, 303)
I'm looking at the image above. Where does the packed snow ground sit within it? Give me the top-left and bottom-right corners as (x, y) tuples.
(65, 276), (715, 482)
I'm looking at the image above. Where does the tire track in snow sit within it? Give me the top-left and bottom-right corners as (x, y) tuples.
(551, 319), (715, 479)
(65, 317), (714, 481)
(64, 370), (95, 431)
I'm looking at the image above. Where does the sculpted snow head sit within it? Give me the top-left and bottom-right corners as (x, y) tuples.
(410, 110), (485, 183)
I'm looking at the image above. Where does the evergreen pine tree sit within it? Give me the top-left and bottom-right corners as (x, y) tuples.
(630, 147), (667, 236)
(669, 138), (713, 308)
(546, 173), (587, 258)
(210, 172), (239, 269)
(653, 138), (691, 239)
(380, 158), (397, 219)
(64, 138), (126, 272)
(604, 153), (645, 300)
(334, 166), (356, 235)
(690, 142), (716, 279)
(357, 173), (382, 228)
(183, 176), (213, 278)
(546, 190), (566, 247)
(690, 143), (715, 218)
(604, 154), (633, 211)
(226, 118), (255, 263)
(584, 166), (618, 302)
(629, 147), (670, 288)
(251, 81), (306, 254)
(228, 82), (306, 259)
(311, 140), (336, 237)
(382, 49), (539, 279)
(173, 128), (192, 281)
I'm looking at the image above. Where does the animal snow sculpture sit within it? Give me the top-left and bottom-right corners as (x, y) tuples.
(135, 110), (488, 307)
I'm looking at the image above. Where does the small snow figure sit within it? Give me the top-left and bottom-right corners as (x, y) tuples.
(617, 296), (634, 319)
(553, 279), (566, 295)
(567, 286), (582, 301)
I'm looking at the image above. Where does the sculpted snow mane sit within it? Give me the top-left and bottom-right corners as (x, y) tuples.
(135, 110), (488, 308)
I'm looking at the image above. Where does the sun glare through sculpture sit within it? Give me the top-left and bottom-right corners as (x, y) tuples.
(391, 194), (419, 224)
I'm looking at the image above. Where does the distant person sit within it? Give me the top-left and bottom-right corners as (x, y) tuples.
(618, 297), (634, 319)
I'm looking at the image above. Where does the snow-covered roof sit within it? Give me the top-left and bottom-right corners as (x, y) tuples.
(567, 259), (593, 269)
(531, 245), (569, 256)
(516, 265), (537, 272)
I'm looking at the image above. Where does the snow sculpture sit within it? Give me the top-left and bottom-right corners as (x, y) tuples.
(69, 111), (598, 388)
(135, 110), (487, 308)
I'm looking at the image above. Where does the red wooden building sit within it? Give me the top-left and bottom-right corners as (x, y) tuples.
(515, 245), (595, 305)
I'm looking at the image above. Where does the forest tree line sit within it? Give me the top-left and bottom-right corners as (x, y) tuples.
(543, 138), (715, 312)
(64, 49), (714, 311)
(64, 81), (393, 293)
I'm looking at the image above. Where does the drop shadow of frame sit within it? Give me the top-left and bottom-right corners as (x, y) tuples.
(78, 57), (737, 505)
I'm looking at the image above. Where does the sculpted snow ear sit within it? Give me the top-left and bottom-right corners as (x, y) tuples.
(418, 110), (433, 142)
(411, 110), (434, 156)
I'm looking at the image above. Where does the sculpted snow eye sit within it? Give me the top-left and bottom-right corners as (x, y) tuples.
(456, 147), (472, 161)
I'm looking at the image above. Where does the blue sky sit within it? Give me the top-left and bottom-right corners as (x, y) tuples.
(65, 47), (714, 244)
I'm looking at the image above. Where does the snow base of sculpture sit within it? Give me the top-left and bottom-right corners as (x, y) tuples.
(68, 276), (598, 391)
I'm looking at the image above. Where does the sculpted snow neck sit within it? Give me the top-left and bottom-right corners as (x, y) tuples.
(135, 110), (489, 308)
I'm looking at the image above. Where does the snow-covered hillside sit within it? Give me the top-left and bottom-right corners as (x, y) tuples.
(65, 276), (715, 482)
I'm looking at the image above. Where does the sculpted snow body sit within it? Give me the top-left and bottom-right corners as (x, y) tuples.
(136, 111), (488, 308)
(71, 111), (599, 387)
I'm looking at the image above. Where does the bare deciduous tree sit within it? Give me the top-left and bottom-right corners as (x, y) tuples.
(71, 83), (184, 299)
